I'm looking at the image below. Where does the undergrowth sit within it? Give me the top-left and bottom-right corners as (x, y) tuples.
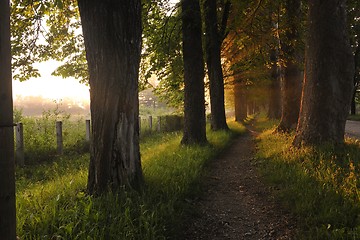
(16, 121), (245, 239)
(255, 120), (360, 239)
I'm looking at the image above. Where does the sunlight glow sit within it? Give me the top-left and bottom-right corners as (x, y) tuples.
(13, 60), (90, 102)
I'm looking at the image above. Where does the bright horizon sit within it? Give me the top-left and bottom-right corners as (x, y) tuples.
(12, 0), (179, 106)
(12, 60), (90, 103)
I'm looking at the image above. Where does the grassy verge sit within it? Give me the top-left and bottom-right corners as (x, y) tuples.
(255, 120), (360, 239)
(17, 121), (245, 239)
(348, 114), (360, 121)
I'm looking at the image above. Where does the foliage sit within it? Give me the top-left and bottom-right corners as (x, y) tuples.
(11, 0), (185, 109)
(16, 121), (246, 239)
(142, 0), (184, 109)
(256, 121), (360, 239)
(222, 0), (278, 108)
(11, 0), (85, 82)
(348, 0), (360, 96)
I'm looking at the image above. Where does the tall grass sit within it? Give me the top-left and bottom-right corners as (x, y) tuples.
(256, 122), (360, 239)
(15, 106), (186, 165)
(16, 121), (246, 239)
(14, 107), (88, 164)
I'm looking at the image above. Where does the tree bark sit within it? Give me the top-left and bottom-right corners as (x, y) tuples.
(0, 0), (17, 238)
(78, 0), (143, 194)
(181, 0), (207, 144)
(293, 0), (354, 146)
(351, 94), (356, 115)
(276, 0), (303, 132)
(267, 48), (282, 119)
(204, 0), (229, 131)
(234, 82), (247, 122)
(350, 44), (360, 115)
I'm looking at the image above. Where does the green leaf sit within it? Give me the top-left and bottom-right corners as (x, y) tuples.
(55, 0), (64, 9)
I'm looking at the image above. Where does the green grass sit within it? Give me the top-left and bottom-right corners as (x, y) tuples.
(254, 112), (280, 131)
(348, 114), (360, 121)
(15, 108), (89, 164)
(15, 107), (181, 165)
(16, 121), (246, 239)
(255, 120), (360, 239)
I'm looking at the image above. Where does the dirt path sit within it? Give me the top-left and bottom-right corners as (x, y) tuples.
(183, 127), (297, 240)
(345, 120), (360, 139)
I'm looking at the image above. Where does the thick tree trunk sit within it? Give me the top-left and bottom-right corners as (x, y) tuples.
(78, 0), (143, 194)
(276, 0), (303, 132)
(234, 82), (247, 122)
(267, 49), (282, 119)
(276, 65), (302, 131)
(293, 0), (354, 146)
(181, 0), (207, 144)
(204, 0), (229, 131)
(0, 0), (16, 238)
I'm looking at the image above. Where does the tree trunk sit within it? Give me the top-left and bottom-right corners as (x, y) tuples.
(350, 45), (360, 115)
(204, 0), (229, 131)
(276, 0), (303, 132)
(351, 94), (356, 115)
(234, 82), (247, 122)
(267, 48), (282, 119)
(0, 0), (17, 238)
(78, 0), (143, 194)
(293, 0), (354, 146)
(181, 0), (207, 144)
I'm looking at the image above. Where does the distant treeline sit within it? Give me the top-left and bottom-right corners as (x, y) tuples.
(14, 96), (90, 116)
(14, 88), (170, 117)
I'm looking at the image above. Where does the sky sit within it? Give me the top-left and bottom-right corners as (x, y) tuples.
(12, 60), (90, 103)
(13, 1), (180, 104)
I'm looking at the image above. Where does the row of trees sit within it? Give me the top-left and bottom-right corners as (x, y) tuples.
(225, 0), (358, 146)
(1, 0), (358, 238)
(1, 0), (231, 238)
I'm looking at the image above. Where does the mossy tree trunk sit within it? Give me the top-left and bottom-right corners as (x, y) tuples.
(293, 0), (354, 146)
(78, 0), (143, 194)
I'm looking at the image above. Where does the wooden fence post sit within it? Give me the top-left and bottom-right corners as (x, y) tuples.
(157, 116), (161, 132)
(85, 119), (91, 141)
(148, 115), (152, 131)
(56, 121), (63, 155)
(15, 123), (24, 166)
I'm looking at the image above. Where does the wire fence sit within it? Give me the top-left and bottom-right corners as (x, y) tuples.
(14, 115), (183, 166)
